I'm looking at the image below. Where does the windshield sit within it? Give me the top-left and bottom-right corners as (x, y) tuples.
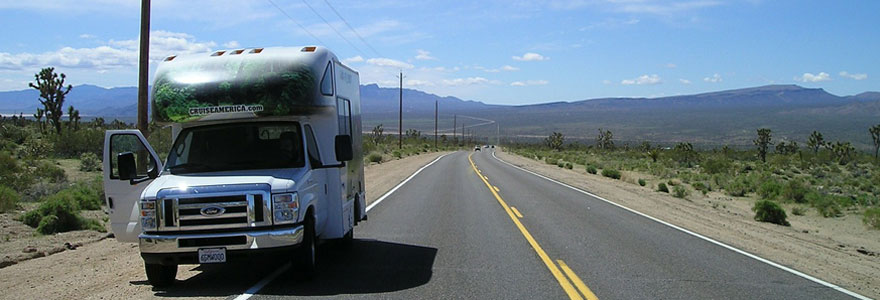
(164, 122), (305, 174)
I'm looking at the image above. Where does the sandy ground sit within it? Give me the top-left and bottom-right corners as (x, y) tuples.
(495, 148), (880, 299)
(0, 151), (450, 300)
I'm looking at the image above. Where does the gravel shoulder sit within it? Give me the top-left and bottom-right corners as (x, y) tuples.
(0, 151), (451, 300)
(495, 148), (880, 299)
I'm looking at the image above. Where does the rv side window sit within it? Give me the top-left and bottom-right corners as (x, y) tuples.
(304, 125), (323, 167)
(337, 98), (351, 135)
(321, 61), (334, 96)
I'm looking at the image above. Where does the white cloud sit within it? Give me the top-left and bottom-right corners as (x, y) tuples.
(405, 79), (434, 87)
(79, 34), (95, 39)
(501, 65), (519, 71)
(480, 65), (520, 73)
(613, 1), (723, 15)
(621, 74), (662, 85)
(343, 56), (364, 64)
(797, 72), (830, 82)
(223, 41), (241, 48)
(415, 49), (435, 60)
(441, 77), (500, 86)
(703, 73), (723, 83)
(512, 52), (548, 61)
(366, 57), (414, 69)
(510, 80), (548, 86)
(839, 71), (867, 80)
(0, 30), (216, 71)
(679, 78), (691, 84)
(602, 80), (612, 85)
(665, 63), (677, 68)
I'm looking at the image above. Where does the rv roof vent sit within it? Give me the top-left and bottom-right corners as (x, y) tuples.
(163, 55), (177, 61)
(301, 46), (316, 52)
(249, 48), (264, 54)
(211, 50), (226, 56)
(230, 49), (244, 55)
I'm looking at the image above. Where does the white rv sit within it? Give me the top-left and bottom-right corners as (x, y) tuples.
(102, 46), (366, 286)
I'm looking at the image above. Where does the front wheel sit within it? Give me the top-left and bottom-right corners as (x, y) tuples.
(145, 263), (177, 287)
(295, 214), (316, 278)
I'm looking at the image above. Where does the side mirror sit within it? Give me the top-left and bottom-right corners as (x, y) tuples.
(335, 135), (353, 162)
(117, 152), (137, 181)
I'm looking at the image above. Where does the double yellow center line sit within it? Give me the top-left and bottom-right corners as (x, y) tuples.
(468, 153), (598, 300)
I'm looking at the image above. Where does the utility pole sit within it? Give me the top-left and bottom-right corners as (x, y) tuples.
(434, 100), (438, 149)
(453, 114), (456, 145)
(396, 71), (404, 150)
(137, 0), (150, 137)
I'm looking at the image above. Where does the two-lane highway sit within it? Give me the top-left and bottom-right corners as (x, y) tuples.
(249, 150), (859, 299)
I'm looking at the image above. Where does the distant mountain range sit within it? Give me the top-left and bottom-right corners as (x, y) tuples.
(2, 83), (878, 149)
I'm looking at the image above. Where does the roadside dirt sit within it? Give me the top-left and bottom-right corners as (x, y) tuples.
(0, 151), (450, 300)
(496, 148), (880, 299)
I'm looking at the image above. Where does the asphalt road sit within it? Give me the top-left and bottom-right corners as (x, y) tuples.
(144, 150), (859, 299)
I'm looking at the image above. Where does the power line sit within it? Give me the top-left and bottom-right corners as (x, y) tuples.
(299, 0), (365, 56)
(322, 0), (383, 57)
(266, 0), (327, 46)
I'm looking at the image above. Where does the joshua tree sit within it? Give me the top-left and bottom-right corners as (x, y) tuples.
(646, 148), (661, 163)
(596, 128), (614, 150)
(29, 67), (72, 134)
(674, 142), (696, 167)
(67, 105), (81, 131)
(830, 141), (855, 165)
(754, 128), (772, 162)
(807, 130), (825, 155)
(545, 132), (564, 151)
(775, 140), (798, 155)
(370, 124), (384, 144)
(870, 124), (880, 159)
(33, 108), (45, 133)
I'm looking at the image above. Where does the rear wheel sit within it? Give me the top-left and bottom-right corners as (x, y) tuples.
(295, 212), (316, 278)
(145, 263), (177, 287)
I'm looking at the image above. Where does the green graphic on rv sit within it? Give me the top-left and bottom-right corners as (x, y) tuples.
(151, 59), (317, 123)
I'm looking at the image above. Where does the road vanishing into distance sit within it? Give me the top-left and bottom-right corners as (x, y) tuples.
(142, 150), (860, 299)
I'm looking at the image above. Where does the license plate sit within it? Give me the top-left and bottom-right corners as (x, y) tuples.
(198, 248), (226, 264)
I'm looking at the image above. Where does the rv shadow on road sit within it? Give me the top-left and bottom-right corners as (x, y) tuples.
(260, 238), (437, 296)
(145, 239), (436, 298)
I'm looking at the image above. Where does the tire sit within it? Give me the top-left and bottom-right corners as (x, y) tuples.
(295, 213), (316, 278)
(145, 263), (177, 287)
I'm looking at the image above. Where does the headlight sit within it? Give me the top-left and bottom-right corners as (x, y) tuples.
(272, 193), (299, 224)
(140, 200), (157, 231)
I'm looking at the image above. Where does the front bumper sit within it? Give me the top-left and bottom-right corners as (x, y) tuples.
(139, 225), (304, 262)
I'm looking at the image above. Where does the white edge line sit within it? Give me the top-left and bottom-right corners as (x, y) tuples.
(233, 261), (291, 300)
(491, 150), (870, 300)
(366, 152), (451, 212)
(235, 152), (451, 300)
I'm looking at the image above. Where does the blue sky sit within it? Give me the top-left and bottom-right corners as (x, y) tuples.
(0, 0), (877, 105)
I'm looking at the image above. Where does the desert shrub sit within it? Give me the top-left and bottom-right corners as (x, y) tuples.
(657, 182), (669, 193)
(62, 181), (103, 210)
(807, 192), (843, 218)
(19, 138), (53, 159)
(753, 200), (790, 226)
(586, 165), (597, 174)
(791, 206), (806, 216)
(781, 180), (808, 203)
(21, 194), (82, 234)
(667, 180), (677, 186)
(758, 179), (783, 200)
(34, 160), (67, 183)
(673, 185), (690, 198)
(725, 176), (751, 197)
(367, 152), (383, 163)
(692, 182), (709, 195)
(0, 124), (30, 144)
(557, 161), (565, 168)
(564, 162), (573, 169)
(638, 179), (646, 186)
(864, 208), (880, 230)
(601, 169), (621, 179)
(392, 150), (402, 159)
(702, 158), (731, 174)
(545, 157), (558, 165)
(0, 139), (18, 152)
(854, 194), (878, 207)
(79, 152), (101, 171)
(0, 185), (18, 213)
(48, 128), (103, 158)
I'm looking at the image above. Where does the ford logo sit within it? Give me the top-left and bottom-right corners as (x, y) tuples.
(200, 206), (225, 217)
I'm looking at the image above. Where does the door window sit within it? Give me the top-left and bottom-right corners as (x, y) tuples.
(337, 98), (351, 135)
(304, 125), (323, 168)
(321, 61), (334, 96)
(109, 133), (157, 179)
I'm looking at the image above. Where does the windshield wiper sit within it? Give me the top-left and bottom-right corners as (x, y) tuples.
(167, 163), (214, 174)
